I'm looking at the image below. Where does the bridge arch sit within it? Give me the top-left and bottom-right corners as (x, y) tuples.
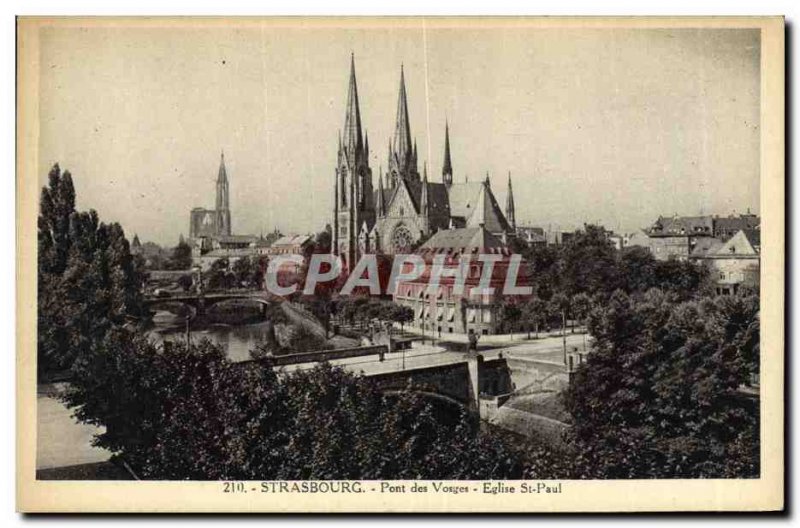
(379, 388), (474, 415)
(146, 299), (197, 319)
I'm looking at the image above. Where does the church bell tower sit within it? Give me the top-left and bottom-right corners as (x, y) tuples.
(332, 54), (374, 268)
(216, 151), (231, 236)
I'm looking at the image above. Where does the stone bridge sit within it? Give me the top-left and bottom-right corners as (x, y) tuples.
(249, 346), (515, 416)
(144, 291), (271, 317)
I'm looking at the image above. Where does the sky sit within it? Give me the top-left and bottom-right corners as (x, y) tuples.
(37, 21), (761, 246)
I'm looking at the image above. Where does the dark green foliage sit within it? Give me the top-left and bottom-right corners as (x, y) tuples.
(203, 258), (235, 291)
(64, 332), (529, 480)
(514, 224), (714, 334)
(558, 225), (623, 297)
(167, 240), (193, 270)
(37, 164), (144, 374)
(563, 289), (760, 478)
(492, 298), (522, 333)
(330, 296), (414, 329)
(177, 274), (193, 292)
(620, 246), (710, 299)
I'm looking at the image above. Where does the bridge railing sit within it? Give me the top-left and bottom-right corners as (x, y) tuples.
(256, 344), (389, 367)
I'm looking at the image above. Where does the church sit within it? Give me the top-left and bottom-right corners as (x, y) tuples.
(332, 56), (517, 267)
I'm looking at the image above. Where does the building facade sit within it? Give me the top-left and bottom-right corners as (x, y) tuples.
(631, 213), (761, 262)
(188, 152), (269, 270)
(392, 226), (531, 336)
(692, 229), (760, 295)
(189, 152), (232, 240)
(332, 56), (516, 268)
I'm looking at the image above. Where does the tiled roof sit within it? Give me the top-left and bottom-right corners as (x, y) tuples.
(418, 226), (508, 254)
(649, 215), (714, 237)
(690, 237), (724, 257)
(272, 234), (312, 247)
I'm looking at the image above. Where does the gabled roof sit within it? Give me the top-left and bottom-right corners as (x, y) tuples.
(465, 184), (512, 233)
(447, 182), (485, 219)
(690, 237), (724, 258)
(713, 215), (760, 237)
(649, 215), (714, 237)
(272, 234), (313, 247)
(717, 229), (760, 256)
(216, 234), (259, 244)
(380, 179), (450, 224)
(418, 226), (508, 254)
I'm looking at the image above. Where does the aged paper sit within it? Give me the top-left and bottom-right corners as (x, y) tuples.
(17, 16), (784, 512)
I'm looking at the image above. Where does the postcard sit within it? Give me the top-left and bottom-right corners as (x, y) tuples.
(16, 16), (784, 512)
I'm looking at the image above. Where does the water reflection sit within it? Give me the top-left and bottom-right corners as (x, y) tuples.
(148, 310), (270, 362)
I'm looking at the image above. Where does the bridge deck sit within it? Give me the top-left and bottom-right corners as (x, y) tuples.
(279, 333), (585, 377)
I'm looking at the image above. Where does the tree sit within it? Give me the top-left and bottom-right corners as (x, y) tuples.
(168, 240), (193, 270)
(564, 289), (760, 478)
(314, 229), (332, 254)
(492, 298), (522, 334)
(391, 304), (414, 332)
(570, 292), (592, 330)
(520, 297), (547, 338)
(231, 256), (256, 288)
(559, 224), (622, 298)
(548, 293), (570, 331)
(619, 246), (657, 293)
(177, 274), (193, 292)
(37, 164), (144, 374)
(64, 330), (530, 480)
(204, 258), (234, 291)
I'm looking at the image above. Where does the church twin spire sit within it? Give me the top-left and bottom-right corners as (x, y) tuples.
(342, 53), (364, 163)
(393, 65), (413, 167)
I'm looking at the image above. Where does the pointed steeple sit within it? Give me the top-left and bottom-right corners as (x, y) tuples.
(442, 120), (453, 186)
(506, 171), (516, 230)
(393, 64), (412, 167)
(215, 150), (231, 235)
(377, 167), (385, 217)
(217, 150), (227, 183)
(485, 171), (491, 187)
(420, 163), (429, 218)
(364, 130), (370, 159)
(343, 53), (363, 158)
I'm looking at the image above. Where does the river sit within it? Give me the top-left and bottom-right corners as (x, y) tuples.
(147, 310), (271, 362)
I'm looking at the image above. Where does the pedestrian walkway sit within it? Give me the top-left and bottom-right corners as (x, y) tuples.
(37, 384), (110, 471)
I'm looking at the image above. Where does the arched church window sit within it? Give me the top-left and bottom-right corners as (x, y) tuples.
(391, 225), (414, 253)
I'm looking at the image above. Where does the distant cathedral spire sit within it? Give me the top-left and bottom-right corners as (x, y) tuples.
(215, 150), (231, 236)
(217, 150), (227, 184)
(442, 120), (453, 187)
(506, 172), (516, 230)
